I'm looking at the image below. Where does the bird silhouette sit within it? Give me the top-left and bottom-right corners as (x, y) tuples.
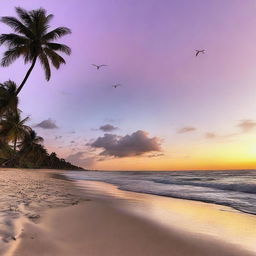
(195, 50), (205, 56)
(92, 64), (108, 70)
(112, 84), (121, 88)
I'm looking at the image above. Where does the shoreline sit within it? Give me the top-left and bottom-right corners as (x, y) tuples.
(1, 168), (255, 256)
(114, 187), (256, 216)
(74, 178), (256, 217)
(65, 169), (256, 216)
(74, 179), (256, 254)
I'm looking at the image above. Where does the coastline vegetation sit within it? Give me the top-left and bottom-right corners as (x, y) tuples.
(0, 8), (83, 170)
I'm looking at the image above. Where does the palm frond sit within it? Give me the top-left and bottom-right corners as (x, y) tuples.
(44, 47), (65, 69)
(1, 46), (28, 67)
(1, 16), (33, 38)
(0, 141), (14, 160)
(29, 8), (48, 36)
(3, 80), (17, 93)
(20, 116), (30, 125)
(42, 27), (71, 41)
(39, 52), (51, 80)
(46, 42), (71, 55)
(45, 14), (54, 25)
(0, 33), (29, 47)
(15, 7), (32, 27)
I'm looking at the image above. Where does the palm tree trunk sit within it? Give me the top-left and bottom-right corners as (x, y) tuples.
(16, 56), (37, 95)
(13, 136), (17, 153)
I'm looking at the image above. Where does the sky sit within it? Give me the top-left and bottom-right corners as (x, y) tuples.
(1, 0), (256, 170)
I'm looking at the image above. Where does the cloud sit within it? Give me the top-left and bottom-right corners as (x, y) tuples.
(205, 132), (216, 139)
(147, 153), (165, 158)
(90, 130), (161, 157)
(237, 120), (256, 133)
(35, 119), (58, 129)
(205, 132), (238, 141)
(66, 152), (96, 168)
(177, 126), (196, 134)
(99, 124), (118, 132)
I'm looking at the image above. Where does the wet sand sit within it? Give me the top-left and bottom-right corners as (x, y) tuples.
(12, 201), (255, 256)
(0, 168), (255, 256)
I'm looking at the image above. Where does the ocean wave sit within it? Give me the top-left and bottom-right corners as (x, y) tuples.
(66, 170), (256, 215)
(150, 179), (256, 194)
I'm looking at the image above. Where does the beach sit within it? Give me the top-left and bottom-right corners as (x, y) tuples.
(0, 169), (255, 256)
(1, 1), (256, 255)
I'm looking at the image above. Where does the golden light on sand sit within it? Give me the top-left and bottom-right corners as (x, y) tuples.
(77, 180), (256, 253)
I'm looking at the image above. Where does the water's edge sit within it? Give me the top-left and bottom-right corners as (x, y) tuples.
(65, 170), (256, 216)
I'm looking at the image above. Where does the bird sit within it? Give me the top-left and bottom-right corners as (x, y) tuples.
(92, 64), (108, 70)
(112, 84), (121, 88)
(195, 50), (205, 56)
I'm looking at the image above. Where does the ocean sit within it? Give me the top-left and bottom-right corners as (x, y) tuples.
(65, 170), (256, 215)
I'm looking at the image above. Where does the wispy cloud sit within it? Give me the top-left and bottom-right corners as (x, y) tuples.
(237, 120), (256, 133)
(177, 126), (196, 134)
(205, 132), (238, 140)
(205, 132), (217, 139)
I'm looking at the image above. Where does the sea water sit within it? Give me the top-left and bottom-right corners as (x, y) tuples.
(66, 170), (256, 215)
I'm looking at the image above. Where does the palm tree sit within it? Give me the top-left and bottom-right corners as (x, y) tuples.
(19, 130), (44, 167)
(0, 111), (31, 152)
(0, 80), (19, 115)
(0, 141), (14, 165)
(19, 129), (43, 154)
(0, 7), (71, 95)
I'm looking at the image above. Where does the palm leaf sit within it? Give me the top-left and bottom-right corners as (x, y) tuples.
(39, 52), (51, 80)
(15, 7), (32, 27)
(44, 47), (65, 68)
(29, 8), (48, 35)
(1, 16), (33, 38)
(0, 33), (29, 47)
(42, 27), (71, 41)
(1, 46), (28, 66)
(46, 42), (71, 55)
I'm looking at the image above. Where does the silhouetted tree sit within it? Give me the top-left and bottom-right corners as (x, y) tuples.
(0, 7), (71, 95)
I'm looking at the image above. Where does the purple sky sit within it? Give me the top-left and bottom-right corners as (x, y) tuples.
(1, 0), (256, 170)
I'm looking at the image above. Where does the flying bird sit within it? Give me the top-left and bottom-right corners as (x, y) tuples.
(92, 64), (108, 70)
(195, 50), (205, 56)
(112, 84), (121, 88)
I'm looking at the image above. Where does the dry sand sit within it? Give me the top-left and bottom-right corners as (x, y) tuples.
(0, 168), (87, 255)
(0, 168), (255, 256)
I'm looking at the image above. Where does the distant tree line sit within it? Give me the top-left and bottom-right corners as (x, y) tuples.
(0, 8), (83, 170)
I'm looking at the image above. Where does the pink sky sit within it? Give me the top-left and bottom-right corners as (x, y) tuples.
(1, 0), (256, 170)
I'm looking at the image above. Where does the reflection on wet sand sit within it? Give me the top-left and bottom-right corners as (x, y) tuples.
(77, 180), (256, 253)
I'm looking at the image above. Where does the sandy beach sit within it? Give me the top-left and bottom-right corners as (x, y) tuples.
(0, 168), (255, 256)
